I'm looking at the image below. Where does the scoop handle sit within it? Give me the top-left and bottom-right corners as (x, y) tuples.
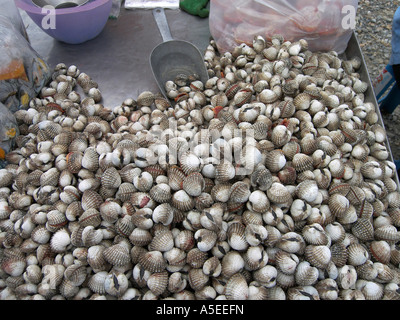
(153, 8), (173, 42)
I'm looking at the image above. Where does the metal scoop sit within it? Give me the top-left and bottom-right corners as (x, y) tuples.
(150, 8), (209, 103)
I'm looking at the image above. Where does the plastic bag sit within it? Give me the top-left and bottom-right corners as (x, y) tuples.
(0, 101), (19, 161)
(0, 0), (51, 112)
(124, 0), (180, 9)
(209, 0), (358, 54)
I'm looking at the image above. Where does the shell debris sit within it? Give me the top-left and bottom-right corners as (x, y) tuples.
(1, 35), (400, 301)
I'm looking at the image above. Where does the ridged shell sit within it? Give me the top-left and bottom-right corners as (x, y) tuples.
(351, 217), (374, 241)
(374, 225), (400, 242)
(225, 273), (249, 300)
(129, 228), (153, 247)
(265, 149), (286, 173)
(103, 244), (131, 267)
(229, 181), (251, 203)
(186, 248), (208, 268)
(267, 182), (292, 204)
(304, 245), (331, 269)
(330, 242), (348, 268)
(302, 223), (329, 245)
(250, 165), (273, 191)
(133, 172), (153, 192)
(328, 193), (349, 217)
(221, 251), (245, 278)
(182, 172), (205, 197)
(227, 222), (248, 251)
(149, 183), (172, 203)
(139, 250), (166, 272)
(79, 208), (102, 228)
(188, 268), (209, 291)
(215, 162), (236, 182)
(369, 240), (391, 264)
(275, 250), (299, 275)
(167, 165), (186, 191)
(292, 153), (313, 172)
(66, 151), (83, 173)
(295, 261), (319, 286)
(115, 215), (135, 237)
(147, 271), (169, 296)
(171, 190), (194, 211)
(81, 190), (103, 211)
(149, 230), (174, 252)
(101, 167), (121, 189)
(347, 243), (369, 266)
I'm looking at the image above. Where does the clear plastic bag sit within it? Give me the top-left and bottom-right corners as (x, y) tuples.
(209, 0), (358, 54)
(0, 0), (51, 112)
(0, 101), (19, 161)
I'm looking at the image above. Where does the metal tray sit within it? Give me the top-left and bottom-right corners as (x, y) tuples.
(344, 32), (400, 189)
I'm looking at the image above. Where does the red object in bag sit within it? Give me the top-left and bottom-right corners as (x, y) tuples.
(209, 0), (358, 54)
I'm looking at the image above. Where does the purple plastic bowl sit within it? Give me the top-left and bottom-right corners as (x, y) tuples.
(16, 0), (112, 44)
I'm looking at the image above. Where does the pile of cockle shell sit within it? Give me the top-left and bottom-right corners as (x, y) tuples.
(1, 34), (400, 300)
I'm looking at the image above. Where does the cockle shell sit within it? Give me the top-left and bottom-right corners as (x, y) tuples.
(139, 251), (166, 272)
(103, 244), (131, 267)
(225, 273), (249, 300)
(265, 149), (286, 173)
(221, 251), (244, 278)
(267, 182), (292, 204)
(182, 172), (205, 197)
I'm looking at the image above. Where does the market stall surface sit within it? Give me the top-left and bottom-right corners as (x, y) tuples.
(19, 7), (211, 108)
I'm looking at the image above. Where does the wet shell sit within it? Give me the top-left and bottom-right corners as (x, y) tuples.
(103, 244), (131, 267)
(81, 190), (103, 211)
(101, 167), (121, 189)
(225, 273), (249, 300)
(292, 153), (313, 173)
(271, 125), (292, 147)
(167, 165), (186, 191)
(215, 162), (236, 182)
(182, 172), (205, 197)
(147, 271), (169, 296)
(328, 193), (349, 217)
(347, 243), (369, 266)
(265, 149), (286, 173)
(149, 229), (175, 252)
(66, 151), (83, 173)
(139, 250), (166, 272)
(50, 228), (71, 253)
(171, 190), (195, 211)
(369, 240), (391, 265)
(221, 251), (245, 278)
(250, 165), (273, 191)
(302, 223), (329, 246)
(304, 245), (331, 269)
(275, 250), (299, 275)
(188, 268), (209, 291)
(374, 225), (400, 242)
(351, 217), (374, 242)
(330, 242), (348, 268)
(267, 182), (292, 204)
(295, 261), (319, 286)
